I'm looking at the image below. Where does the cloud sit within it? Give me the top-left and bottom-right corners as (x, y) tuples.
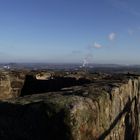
(128, 29), (134, 35)
(93, 42), (102, 48)
(108, 32), (116, 41)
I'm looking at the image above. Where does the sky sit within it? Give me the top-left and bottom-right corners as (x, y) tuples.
(0, 0), (140, 64)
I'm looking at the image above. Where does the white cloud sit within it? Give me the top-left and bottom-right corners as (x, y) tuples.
(108, 32), (116, 41)
(93, 42), (102, 48)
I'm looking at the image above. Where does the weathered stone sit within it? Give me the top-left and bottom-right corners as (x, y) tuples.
(0, 71), (25, 99)
(0, 71), (139, 139)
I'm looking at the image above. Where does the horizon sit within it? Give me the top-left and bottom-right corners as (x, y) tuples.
(1, 62), (140, 66)
(0, 0), (140, 64)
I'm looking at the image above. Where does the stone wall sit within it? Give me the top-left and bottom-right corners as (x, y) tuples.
(0, 71), (140, 140)
(0, 71), (25, 99)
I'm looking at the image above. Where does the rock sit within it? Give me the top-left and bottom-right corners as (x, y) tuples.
(0, 71), (140, 139)
(35, 72), (54, 80)
(0, 70), (25, 99)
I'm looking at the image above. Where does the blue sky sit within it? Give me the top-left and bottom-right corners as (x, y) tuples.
(0, 0), (140, 64)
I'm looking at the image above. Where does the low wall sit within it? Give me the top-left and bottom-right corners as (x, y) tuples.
(0, 73), (139, 140)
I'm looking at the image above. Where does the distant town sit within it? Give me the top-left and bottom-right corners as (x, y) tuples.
(1, 63), (140, 74)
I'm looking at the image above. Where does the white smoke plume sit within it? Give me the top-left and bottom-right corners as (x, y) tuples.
(82, 58), (88, 67)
